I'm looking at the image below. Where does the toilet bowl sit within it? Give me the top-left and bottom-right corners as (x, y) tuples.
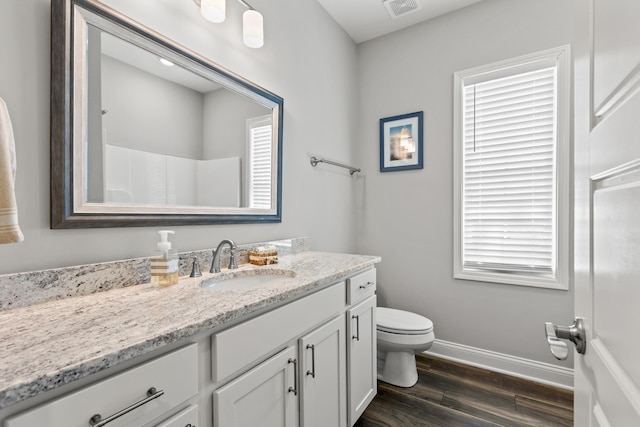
(376, 307), (435, 387)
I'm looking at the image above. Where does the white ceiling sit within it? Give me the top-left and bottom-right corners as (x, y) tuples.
(101, 32), (220, 93)
(316, 0), (483, 44)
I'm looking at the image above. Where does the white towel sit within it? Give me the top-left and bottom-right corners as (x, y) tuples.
(0, 97), (24, 244)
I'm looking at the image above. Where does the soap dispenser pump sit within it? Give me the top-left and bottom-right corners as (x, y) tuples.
(151, 230), (179, 287)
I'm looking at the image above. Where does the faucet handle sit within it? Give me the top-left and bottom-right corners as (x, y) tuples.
(190, 257), (202, 278)
(229, 249), (238, 270)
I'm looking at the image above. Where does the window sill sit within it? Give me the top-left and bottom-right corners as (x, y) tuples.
(454, 269), (569, 290)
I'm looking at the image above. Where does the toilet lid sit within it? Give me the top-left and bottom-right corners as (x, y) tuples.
(377, 307), (433, 335)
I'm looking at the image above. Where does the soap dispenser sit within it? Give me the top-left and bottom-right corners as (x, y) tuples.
(151, 230), (179, 287)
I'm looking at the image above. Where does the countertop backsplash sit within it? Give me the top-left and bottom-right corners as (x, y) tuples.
(0, 237), (310, 312)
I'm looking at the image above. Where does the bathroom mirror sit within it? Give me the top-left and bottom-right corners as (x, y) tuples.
(51, 0), (283, 228)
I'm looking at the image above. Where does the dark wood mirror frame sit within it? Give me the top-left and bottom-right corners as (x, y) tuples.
(50, 0), (283, 229)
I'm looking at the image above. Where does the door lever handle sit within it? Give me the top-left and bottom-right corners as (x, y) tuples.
(544, 317), (586, 360)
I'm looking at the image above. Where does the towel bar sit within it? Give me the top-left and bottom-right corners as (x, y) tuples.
(310, 156), (361, 175)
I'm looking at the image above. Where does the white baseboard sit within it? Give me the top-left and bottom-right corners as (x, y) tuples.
(424, 339), (574, 390)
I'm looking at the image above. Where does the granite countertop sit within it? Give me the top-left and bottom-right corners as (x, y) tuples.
(0, 251), (380, 409)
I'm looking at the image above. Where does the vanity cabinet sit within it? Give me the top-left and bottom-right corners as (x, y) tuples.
(211, 282), (348, 427)
(1, 266), (378, 427)
(211, 267), (376, 427)
(213, 315), (349, 427)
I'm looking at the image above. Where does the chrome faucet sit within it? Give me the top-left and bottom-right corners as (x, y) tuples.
(210, 239), (239, 273)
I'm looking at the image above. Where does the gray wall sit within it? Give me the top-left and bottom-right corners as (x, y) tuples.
(0, 0), (581, 372)
(202, 88), (270, 161)
(355, 0), (578, 368)
(0, 0), (359, 274)
(101, 55), (204, 159)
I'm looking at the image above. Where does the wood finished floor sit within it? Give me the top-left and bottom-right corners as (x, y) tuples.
(354, 354), (573, 427)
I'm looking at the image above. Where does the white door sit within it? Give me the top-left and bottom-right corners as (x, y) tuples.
(214, 346), (299, 427)
(570, 0), (640, 425)
(299, 315), (347, 427)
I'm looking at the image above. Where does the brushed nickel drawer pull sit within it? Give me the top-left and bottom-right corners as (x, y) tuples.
(89, 387), (164, 426)
(359, 281), (375, 289)
(352, 315), (360, 341)
(288, 358), (298, 395)
(306, 344), (316, 378)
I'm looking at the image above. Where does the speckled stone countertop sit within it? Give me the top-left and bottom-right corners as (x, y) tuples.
(0, 251), (380, 409)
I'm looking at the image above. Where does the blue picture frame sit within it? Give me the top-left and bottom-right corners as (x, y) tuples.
(379, 111), (424, 172)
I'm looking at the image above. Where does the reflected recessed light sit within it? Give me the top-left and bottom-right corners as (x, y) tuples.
(159, 58), (174, 67)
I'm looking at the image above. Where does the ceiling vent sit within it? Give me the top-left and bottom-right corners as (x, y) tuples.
(382, 0), (423, 20)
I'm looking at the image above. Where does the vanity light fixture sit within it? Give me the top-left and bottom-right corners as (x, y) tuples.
(194, 0), (264, 48)
(201, 0), (226, 23)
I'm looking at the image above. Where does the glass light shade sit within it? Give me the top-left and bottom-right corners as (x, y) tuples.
(243, 10), (264, 48)
(201, 0), (225, 23)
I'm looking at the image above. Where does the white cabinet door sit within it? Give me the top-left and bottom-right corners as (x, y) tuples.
(299, 315), (347, 427)
(214, 346), (299, 427)
(347, 296), (376, 426)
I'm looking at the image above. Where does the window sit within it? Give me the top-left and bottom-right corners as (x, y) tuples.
(453, 46), (570, 289)
(247, 115), (273, 209)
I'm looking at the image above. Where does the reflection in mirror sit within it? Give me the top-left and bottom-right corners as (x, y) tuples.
(87, 29), (272, 208)
(51, 0), (283, 228)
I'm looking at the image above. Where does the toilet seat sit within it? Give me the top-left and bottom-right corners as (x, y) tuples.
(377, 307), (433, 335)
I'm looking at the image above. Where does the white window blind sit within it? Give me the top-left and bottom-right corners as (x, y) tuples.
(461, 66), (557, 275)
(248, 116), (272, 209)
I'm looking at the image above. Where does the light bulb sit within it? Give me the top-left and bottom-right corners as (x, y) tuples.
(243, 9), (263, 48)
(201, 0), (225, 23)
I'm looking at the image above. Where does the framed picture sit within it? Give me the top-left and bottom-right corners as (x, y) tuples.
(379, 111), (423, 172)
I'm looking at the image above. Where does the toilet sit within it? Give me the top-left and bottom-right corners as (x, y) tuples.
(376, 307), (435, 387)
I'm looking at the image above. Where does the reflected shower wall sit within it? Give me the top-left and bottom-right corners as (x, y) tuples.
(104, 144), (240, 207)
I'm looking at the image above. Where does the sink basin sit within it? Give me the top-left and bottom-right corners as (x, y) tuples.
(199, 270), (295, 291)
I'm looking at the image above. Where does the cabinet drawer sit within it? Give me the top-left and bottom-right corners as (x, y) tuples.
(212, 282), (345, 382)
(347, 268), (376, 305)
(156, 405), (198, 427)
(6, 345), (198, 427)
